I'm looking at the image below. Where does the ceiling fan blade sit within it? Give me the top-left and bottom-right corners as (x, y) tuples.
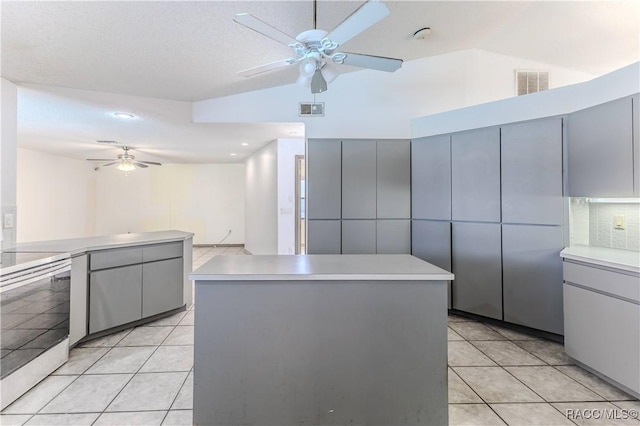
(138, 160), (162, 166)
(86, 158), (114, 162)
(132, 162), (149, 168)
(237, 59), (298, 77)
(234, 13), (299, 46)
(100, 162), (118, 167)
(340, 52), (402, 72)
(325, 0), (390, 47)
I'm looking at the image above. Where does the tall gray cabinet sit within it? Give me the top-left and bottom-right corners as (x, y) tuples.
(307, 139), (411, 255)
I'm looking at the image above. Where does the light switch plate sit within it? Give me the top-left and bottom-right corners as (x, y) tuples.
(3, 213), (14, 229)
(614, 214), (626, 230)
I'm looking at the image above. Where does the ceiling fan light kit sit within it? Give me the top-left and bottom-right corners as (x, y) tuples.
(87, 146), (162, 172)
(234, 0), (403, 94)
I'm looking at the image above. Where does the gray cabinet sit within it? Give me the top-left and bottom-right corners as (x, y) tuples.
(342, 140), (377, 219)
(89, 264), (142, 334)
(568, 96), (635, 197)
(501, 118), (563, 225)
(342, 220), (376, 254)
(377, 140), (410, 219)
(412, 220), (452, 308)
(376, 220), (410, 254)
(451, 127), (501, 222)
(452, 222), (502, 319)
(143, 258), (184, 318)
(307, 220), (341, 254)
(502, 225), (564, 334)
(634, 94), (639, 196)
(411, 135), (451, 220)
(307, 139), (341, 219)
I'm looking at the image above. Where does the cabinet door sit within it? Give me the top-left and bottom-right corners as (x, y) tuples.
(307, 139), (342, 219)
(501, 118), (563, 225)
(451, 128), (501, 222)
(342, 140), (376, 219)
(452, 222), (502, 319)
(568, 97), (634, 197)
(412, 220), (452, 308)
(307, 220), (341, 254)
(377, 140), (410, 219)
(143, 258), (184, 318)
(342, 220), (376, 254)
(376, 220), (410, 254)
(502, 225), (564, 334)
(411, 135), (451, 220)
(89, 264), (142, 334)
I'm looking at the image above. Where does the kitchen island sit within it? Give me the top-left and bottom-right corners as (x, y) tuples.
(190, 254), (453, 426)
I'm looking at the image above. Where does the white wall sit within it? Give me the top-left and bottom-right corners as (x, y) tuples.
(192, 49), (595, 140)
(16, 148), (96, 242)
(95, 163), (245, 245)
(244, 141), (278, 254)
(1, 78), (18, 248)
(276, 138), (305, 255)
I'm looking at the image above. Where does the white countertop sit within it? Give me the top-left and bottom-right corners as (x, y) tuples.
(560, 245), (640, 274)
(190, 254), (454, 282)
(3, 230), (194, 256)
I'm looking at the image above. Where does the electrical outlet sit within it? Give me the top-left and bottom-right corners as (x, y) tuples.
(614, 214), (626, 230)
(3, 214), (14, 229)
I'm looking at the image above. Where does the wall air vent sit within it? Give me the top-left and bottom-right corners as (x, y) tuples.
(515, 70), (550, 96)
(299, 102), (324, 117)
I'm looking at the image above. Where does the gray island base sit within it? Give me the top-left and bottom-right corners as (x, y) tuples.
(190, 254), (454, 426)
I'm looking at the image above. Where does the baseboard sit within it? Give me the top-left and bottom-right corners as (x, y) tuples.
(193, 244), (244, 248)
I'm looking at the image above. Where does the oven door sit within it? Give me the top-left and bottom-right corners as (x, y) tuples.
(1, 259), (72, 379)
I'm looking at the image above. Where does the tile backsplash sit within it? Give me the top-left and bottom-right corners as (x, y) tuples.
(570, 198), (640, 252)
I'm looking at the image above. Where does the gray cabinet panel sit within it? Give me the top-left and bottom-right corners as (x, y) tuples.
(342, 140), (377, 219)
(502, 224), (564, 334)
(90, 247), (142, 270)
(89, 264), (142, 334)
(568, 97), (634, 197)
(634, 94), (639, 196)
(342, 220), (376, 254)
(143, 242), (183, 262)
(307, 220), (341, 254)
(501, 118), (564, 225)
(411, 135), (451, 220)
(451, 127), (501, 222)
(412, 220), (452, 309)
(377, 140), (410, 219)
(307, 139), (342, 219)
(376, 220), (410, 254)
(452, 222), (502, 319)
(143, 258), (184, 318)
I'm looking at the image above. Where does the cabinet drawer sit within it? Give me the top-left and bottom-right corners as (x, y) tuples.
(90, 247), (143, 271)
(143, 242), (183, 263)
(563, 261), (639, 303)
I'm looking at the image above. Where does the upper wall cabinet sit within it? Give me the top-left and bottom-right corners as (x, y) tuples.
(377, 140), (411, 219)
(412, 135), (451, 220)
(501, 117), (564, 225)
(307, 139), (341, 220)
(568, 96), (635, 197)
(451, 127), (501, 222)
(634, 94), (639, 196)
(342, 140), (377, 219)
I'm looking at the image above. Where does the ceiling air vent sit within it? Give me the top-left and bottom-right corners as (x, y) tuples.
(515, 70), (550, 96)
(96, 140), (119, 145)
(299, 102), (324, 117)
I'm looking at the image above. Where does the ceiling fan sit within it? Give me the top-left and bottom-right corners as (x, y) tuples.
(234, 0), (403, 94)
(86, 146), (162, 172)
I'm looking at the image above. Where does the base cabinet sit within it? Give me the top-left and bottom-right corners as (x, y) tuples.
(89, 264), (142, 334)
(143, 258), (184, 318)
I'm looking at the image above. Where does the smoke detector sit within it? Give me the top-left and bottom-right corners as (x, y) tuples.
(413, 27), (432, 40)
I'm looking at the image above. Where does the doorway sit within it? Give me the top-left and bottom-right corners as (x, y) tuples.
(295, 155), (306, 254)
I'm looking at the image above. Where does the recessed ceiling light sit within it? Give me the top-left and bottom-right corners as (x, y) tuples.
(230, 153), (237, 156)
(113, 112), (136, 119)
(241, 143), (249, 146)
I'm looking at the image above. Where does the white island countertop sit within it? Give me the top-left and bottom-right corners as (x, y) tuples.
(190, 254), (454, 281)
(3, 230), (194, 256)
(560, 245), (640, 274)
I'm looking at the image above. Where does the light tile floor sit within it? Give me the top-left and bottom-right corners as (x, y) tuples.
(2, 245), (638, 426)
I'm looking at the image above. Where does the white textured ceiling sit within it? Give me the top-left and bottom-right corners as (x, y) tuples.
(2, 1), (639, 162)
